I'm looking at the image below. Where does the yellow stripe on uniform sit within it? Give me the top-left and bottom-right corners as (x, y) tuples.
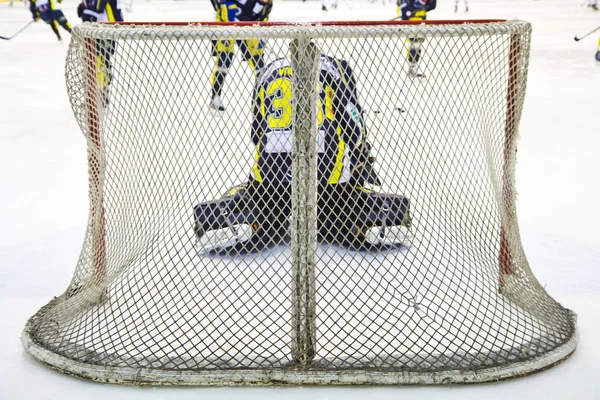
(211, 56), (219, 85)
(328, 127), (345, 185)
(252, 143), (263, 183)
(218, 4), (230, 21)
(247, 56), (256, 71)
(355, 185), (372, 194)
(96, 55), (109, 88)
(106, 3), (116, 22)
(259, 88), (266, 117)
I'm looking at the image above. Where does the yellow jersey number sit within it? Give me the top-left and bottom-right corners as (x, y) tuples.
(260, 77), (333, 130)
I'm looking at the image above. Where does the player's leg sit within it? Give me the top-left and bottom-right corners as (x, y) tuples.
(39, 10), (62, 41)
(354, 187), (411, 246)
(454, 0), (458, 12)
(210, 40), (234, 111)
(193, 180), (290, 252)
(405, 13), (426, 78)
(194, 184), (258, 252)
(93, 39), (115, 106)
(321, 0), (327, 11)
(407, 37), (425, 78)
(319, 183), (411, 247)
(240, 39), (266, 80)
(52, 9), (72, 33)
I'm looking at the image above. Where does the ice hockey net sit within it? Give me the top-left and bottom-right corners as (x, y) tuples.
(22, 20), (577, 385)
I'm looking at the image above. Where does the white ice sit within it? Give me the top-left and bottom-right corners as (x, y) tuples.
(1, 0), (599, 398)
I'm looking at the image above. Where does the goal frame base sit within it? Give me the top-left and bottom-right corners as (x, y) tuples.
(22, 312), (577, 386)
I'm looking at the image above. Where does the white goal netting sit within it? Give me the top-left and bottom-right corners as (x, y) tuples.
(22, 20), (577, 385)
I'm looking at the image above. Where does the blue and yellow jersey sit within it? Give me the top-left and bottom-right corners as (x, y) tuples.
(82, 0), (123, 22)
(251, 55), (369, 185)
(211, 0), (273, 22)
(30, 0), (58, 16)
(397, 0), (436, 20)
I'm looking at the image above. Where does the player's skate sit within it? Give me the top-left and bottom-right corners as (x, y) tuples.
(408, 63), (425, 78)
(319, 187), (412, 248)
(353, 190), (412, 247)
(194, 186), (262, 252)
(210, 94), (225, 112)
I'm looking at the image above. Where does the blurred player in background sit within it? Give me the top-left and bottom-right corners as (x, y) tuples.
(454, 0), (468, 12)
(397, 0), (436, 77)
(78, 0), (124, 23)
(194, 42), (411, 252)
(30, 0), (72, 41)
(321, 0), (338, 11)
(209, 0), (273, 111)
(77, 0), (124, 106)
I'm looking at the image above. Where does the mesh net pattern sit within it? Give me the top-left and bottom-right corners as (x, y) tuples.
(22, 21), (577, 385)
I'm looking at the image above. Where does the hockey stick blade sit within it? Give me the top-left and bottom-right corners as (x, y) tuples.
(0, 21), (34, 41)
(573, 25), (600, 42)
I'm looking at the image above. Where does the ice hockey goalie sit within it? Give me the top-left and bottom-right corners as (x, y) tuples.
(194, 49), (412, 253)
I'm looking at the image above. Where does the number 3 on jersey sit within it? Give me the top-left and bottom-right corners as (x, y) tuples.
(260, 77), (327, 129)
(260, 78), (293, 129)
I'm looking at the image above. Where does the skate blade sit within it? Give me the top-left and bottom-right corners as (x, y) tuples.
(198, 224), (253, 252)
(364, 225), (412, 247)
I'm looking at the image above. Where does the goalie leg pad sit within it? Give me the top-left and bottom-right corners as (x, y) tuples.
(194, 182), (291, 253)
(194, 186), (265, 252)
(355, 190), (412, 246)
(318, 185), (412, 247)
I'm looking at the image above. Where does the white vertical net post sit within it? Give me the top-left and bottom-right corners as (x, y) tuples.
(290, 37), (319, 364)
(21, 21), (577, 385)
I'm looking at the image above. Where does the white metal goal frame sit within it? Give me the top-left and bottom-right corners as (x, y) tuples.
(22, 20), (577, 385)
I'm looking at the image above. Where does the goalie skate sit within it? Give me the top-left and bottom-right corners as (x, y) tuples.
(318, 187), (412, 248)
(363, 224), (412, 246)
(353, 190), (412, 247)
(197, 223), (255, 252)
(194, 186), (262, 252)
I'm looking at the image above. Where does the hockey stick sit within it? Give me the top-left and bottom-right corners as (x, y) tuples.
(574, 25), (600, 41)
(0, 21), (35, 41)
(340, 0), (353, 10)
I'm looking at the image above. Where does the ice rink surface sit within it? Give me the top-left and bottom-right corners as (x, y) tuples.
(1, 0), (599, 398)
